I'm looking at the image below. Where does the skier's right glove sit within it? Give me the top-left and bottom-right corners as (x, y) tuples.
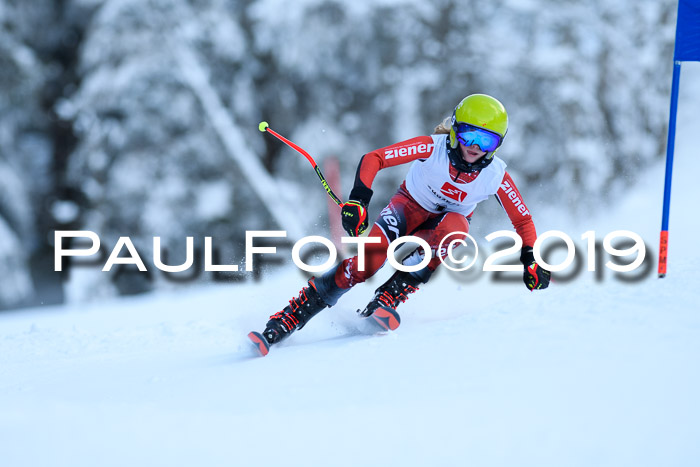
(341, 186), (372, 237)
(520, 247), (551, 291)
(341, 200), (368, 237)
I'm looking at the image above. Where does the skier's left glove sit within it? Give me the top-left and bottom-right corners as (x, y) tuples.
(520, 247), (551, 291)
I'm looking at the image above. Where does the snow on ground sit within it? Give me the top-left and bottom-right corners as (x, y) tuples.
(2, 64), (700, 467)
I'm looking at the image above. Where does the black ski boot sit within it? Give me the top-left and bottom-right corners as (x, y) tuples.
(263, 278), (329, 345)
(359, 270), (421, 318)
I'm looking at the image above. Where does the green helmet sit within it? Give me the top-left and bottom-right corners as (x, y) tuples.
(449, 94), (508, 151)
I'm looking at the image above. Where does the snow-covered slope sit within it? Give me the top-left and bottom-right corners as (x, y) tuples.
(2, 64), (699, 467)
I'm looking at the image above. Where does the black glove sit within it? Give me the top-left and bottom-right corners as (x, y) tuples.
(520, 247), (551, 291)
(341, 186), (373, 237)
(341, 200), (368, 237)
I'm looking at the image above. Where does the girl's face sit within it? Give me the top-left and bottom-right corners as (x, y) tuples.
(459, 143), (486, 164)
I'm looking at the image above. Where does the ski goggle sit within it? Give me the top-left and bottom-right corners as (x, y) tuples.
(454, 123), (503, 152)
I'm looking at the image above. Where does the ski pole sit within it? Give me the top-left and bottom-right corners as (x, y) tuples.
(259, 121), (344, 207)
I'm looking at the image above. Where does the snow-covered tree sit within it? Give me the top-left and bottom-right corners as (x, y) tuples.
(0, 0), (680, 305)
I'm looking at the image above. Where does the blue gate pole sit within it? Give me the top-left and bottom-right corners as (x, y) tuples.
(658, 61), (682, 278)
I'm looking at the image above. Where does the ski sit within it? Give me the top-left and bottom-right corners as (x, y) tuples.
(248, 307), (401, 357)
(368, 306), (401, 331)
(247, 331), (270, 357)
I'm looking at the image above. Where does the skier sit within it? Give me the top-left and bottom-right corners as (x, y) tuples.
(258, 94), (551, 347)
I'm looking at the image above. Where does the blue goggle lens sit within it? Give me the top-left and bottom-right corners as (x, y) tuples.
(455, 124), (502, 152)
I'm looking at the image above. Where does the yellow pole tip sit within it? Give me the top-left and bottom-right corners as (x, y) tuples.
(258, 121), (269, 132)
